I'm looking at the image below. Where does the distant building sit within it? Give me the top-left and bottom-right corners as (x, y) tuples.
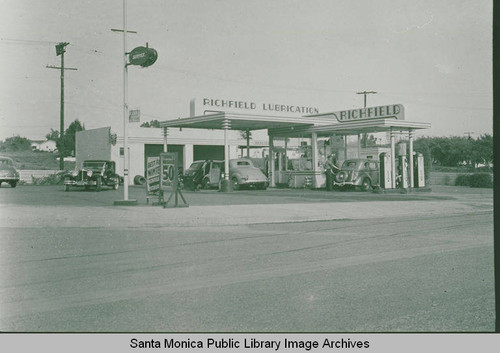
(31, 140), (57, 152)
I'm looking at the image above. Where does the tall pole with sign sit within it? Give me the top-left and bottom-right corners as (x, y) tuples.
(123, 0), (130, 201)
(113, 0), (157, 206)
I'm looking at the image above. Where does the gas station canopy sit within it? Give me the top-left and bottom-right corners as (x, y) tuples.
(159, 112), (334, 131)
(159, 111), (430, 136)
(269, 118), (431, 137)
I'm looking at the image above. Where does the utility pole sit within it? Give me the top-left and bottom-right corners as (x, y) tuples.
(356, 91), (377, 147)
(47, 42), (77, 170)
(356, 90), (377, 108)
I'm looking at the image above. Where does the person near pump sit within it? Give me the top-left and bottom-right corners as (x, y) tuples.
(324, 154), (340, 191)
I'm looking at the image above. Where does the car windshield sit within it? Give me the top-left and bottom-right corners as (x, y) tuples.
(187, 162), (204, 171)
(342, 161), (359, 169)
(83, 161), (105, 169)
(0, 158), (14, 166)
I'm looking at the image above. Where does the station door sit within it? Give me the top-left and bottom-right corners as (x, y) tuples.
(193, 145), (224, 162)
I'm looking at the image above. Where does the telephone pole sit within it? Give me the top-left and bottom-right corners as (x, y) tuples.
(356, 91), (377, 147)
(356, 90), (377, 108)
(47, 42), (77, 170)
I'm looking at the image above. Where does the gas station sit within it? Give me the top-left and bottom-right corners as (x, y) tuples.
(158, 103), (431, 191)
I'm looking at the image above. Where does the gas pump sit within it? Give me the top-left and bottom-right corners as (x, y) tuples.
(397, 155), (409, 189)
(379, 152), (392, 189)
(413, 152), (425, 187)
(396, 143), (409, 189)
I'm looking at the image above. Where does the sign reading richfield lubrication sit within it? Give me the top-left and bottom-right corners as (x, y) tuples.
(190, 97), (320, 117)
(316, 104), (404, 122)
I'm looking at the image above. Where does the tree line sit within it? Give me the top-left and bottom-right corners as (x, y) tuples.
(0, 119), (85, 157)
(1, 126), (493, 170)
(413, 134), (492, 169)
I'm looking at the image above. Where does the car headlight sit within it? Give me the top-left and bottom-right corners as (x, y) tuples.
(71, 170), (78, 177)
(87, 170), (93, 177)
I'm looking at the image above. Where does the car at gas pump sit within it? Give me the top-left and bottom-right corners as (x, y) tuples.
(229, 158), (269, 190)
(333, 158), (380, 191)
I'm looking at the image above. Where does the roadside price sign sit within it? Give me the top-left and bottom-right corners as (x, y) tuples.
(146, 156), (160, 194)
(159, 152), (188, 208)
(160, 152), (178, 189)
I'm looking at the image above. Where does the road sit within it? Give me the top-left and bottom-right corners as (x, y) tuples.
(0, 184), (494, 332)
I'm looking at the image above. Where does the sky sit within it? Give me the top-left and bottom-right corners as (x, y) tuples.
(0, 0), (493, 141)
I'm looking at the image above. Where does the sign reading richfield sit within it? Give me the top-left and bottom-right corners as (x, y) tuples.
(318, 104), (404, 122)
(191, 97), (319, 117)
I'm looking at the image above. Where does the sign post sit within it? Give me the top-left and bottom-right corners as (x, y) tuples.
(160, 152), (188, 208)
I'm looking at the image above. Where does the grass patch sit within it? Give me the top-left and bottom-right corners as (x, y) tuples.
(0, 150), (74, 170)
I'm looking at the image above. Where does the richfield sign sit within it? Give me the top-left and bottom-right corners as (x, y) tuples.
(191, 97), (319, 117)
(322, 104), (405, 122)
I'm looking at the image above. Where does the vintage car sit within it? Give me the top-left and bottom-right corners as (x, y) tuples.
(0, 156), (20, 188)
(229, 158), (268, 190)
(64, 160), (120, 192)
(183, 160), (223, 190)
(333, 158), (380, 191)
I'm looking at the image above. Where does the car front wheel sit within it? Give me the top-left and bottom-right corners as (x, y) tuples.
(10, 181), (17, 188)
(95, 177), (102, 192)
(110, 177), (119, 190)
(360, 178), (371, 191)
(231, 177), (240, 191)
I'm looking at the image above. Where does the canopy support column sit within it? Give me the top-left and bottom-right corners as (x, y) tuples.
(344, 136), (348, 162)
(246, 129), (250, 158)
(409, 129), (414, 188)
(284, 138), (288, 172)
(163, 127), (168, 152)
(312, 132), (320, 188)
(222, 119), (231, 186)
(269, 135), (275, 187)
(390, 128), (396, 188)
(357, 133), (362, 158)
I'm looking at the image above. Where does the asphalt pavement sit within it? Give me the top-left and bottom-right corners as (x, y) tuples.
(0, 184), (493, 228)
(0, 184), (494, 332)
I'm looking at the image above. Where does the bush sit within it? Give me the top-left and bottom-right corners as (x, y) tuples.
(469, 173), (493, 188)
(454, 174), (470, 186)
(31, 173), (63, 185)
(454, 173), (492, 188)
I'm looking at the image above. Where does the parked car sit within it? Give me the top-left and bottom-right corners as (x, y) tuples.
(64, 160), (120, 192)
(229, 158), (268, 190)
(183, 160), (223, 190)
(0, 156), (20, 188)
(333, 158), (380, 191)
